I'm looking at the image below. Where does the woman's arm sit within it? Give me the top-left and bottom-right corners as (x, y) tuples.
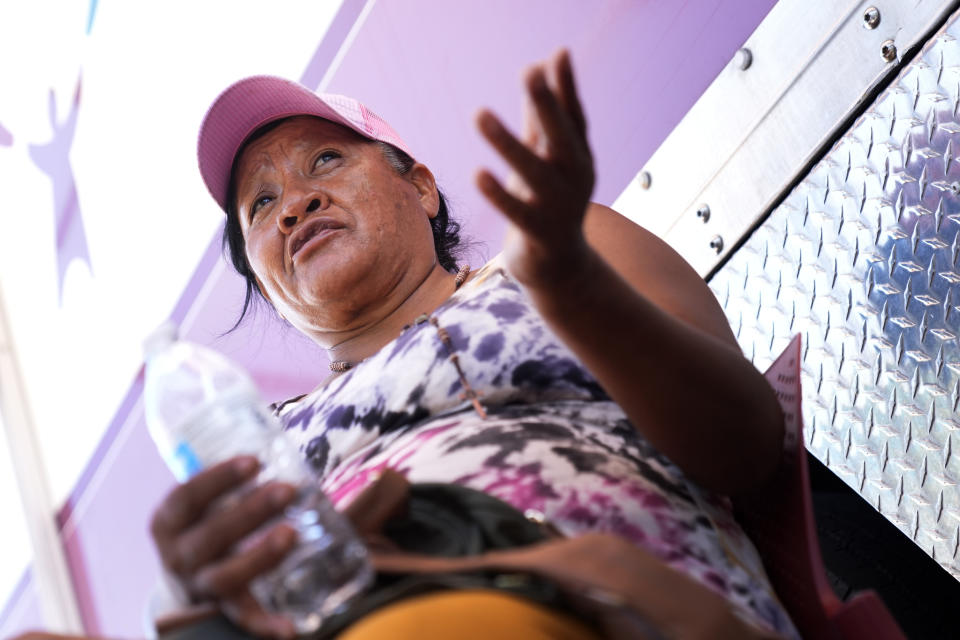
(534, 204), (783, 494)
(476, 51), (783, 495)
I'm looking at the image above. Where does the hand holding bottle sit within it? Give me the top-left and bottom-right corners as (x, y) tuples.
(150, 456), (300, 639)
(143, 325), (372, 636)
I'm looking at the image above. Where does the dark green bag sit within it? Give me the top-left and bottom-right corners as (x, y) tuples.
(311, 482), (567, 638)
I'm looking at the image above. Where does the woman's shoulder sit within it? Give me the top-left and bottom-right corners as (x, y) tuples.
(461, 253), (505, 288)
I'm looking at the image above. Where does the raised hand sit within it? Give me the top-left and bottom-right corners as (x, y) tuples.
(476, 49), (595, 288)
(149, 456), (299, 639)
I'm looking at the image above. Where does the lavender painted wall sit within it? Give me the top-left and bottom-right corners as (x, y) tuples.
(17, 1), (777, 636)
(326, 0), (778, 258)
(0, 570), (44, 639)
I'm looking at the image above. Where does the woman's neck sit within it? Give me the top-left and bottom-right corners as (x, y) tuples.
(318, 263), (461, 366)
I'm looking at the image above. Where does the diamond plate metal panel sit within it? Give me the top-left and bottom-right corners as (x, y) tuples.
(711, 14), (960, 578)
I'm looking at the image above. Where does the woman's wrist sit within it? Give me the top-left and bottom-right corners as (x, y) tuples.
(510, 235), (599, 300)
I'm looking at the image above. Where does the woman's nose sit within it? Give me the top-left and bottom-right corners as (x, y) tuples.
(277, 192), (328, 233)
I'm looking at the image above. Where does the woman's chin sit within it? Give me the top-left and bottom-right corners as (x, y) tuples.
(293, 263), (378, 311)
(293, 247), (363, 288)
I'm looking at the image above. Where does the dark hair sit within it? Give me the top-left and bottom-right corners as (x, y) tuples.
(221, 119), (462, 330)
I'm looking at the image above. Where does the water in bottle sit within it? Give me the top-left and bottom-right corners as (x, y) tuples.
(143, 323), (373, 633)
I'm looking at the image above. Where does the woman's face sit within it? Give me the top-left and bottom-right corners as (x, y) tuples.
(233, 116), (439, 338)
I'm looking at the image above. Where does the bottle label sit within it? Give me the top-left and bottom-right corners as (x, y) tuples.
(175, 389), (274, 472)
(163, 388), (305, 484)
(173, 441), (203, 479)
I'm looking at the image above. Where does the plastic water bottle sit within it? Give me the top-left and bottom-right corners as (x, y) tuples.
(143, 323), (373, 633)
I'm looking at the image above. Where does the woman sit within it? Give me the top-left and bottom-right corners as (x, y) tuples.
(150, 50), (795, 639)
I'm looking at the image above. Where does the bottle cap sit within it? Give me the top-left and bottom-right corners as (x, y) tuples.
(143, 321), (179, 360)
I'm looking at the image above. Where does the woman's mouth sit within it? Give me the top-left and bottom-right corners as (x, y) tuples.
(290, 218), (345, 260)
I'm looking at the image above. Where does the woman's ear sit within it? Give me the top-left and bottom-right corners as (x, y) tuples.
(407, 162), (441, 220)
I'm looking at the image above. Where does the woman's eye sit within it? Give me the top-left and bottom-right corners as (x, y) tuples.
(251, 194), (273, 217)
(314, 150), (340, 168)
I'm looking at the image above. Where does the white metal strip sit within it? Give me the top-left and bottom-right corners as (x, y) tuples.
(613, 0), (958, 276)
(0, 282), (83, 633)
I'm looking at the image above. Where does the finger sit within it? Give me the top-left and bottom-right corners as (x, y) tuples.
(151, 456), (260, 546)
(475, 169), (536, 229)
(476, 109), (551, 192)
(193, 523), (298, 598)
(521, 90), (542, 149)
(554, 49), (587, 139)
(525, 65), (581, 159)
(170, 482), (298, 574)
(222, 591), (298, 640)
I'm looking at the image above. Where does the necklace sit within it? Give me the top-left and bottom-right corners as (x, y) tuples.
(328, 264), (471, 374)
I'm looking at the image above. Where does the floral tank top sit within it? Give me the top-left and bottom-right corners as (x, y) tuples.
(275, 259), (798, 638)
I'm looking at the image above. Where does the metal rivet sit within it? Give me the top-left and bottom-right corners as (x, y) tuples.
(637, 171), (652, 189)
(709, 236), (724, 254)
(951, 181), (960, 195)
(696, 204), (711, 223)
(733, 47), (752, 71)
(881, 40), (897, 62)
(863, 7), (881, 30)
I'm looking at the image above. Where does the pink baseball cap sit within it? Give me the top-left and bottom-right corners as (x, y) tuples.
(198, 75), (412, 212)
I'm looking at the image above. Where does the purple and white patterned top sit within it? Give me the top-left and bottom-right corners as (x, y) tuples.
(276, 259), (798, 637)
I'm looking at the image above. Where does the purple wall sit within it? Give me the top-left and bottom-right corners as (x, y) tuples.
(0, 570), (44, 639)
(328, 0), (778, 257)
(7, 1), (777, 636)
